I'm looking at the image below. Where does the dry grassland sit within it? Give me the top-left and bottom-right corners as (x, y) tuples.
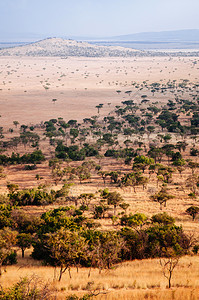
(0, 56), (198, 128)
(0, 55), (199, 299)
(1, 252), (199, 299)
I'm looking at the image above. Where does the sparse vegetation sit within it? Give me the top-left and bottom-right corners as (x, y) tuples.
(0, 53), (199, 299)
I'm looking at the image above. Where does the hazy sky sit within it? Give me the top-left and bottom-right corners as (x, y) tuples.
(0, 0), (199, 39)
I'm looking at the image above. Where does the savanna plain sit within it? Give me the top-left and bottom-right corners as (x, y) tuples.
(0, 54), (199, 299)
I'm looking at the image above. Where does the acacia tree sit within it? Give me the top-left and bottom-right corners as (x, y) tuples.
(13, 121), (19, 128)
(0, 167), (6, 180)
(96, 104), (103, 114)
(187, 161), (199, 175)
(90, 232), (125, 273)
(186, 206), (199, 221)
(186, 174), (199, 194)
(109, 171), (121, 184)
(70, 128), (79, 144)
(148, 147), (164, 163)
(98, 171), (109, 185)
(52, 167), (66, 185)
(106, 191), (124, 215)
(150, 187), (175, 210)
(160, 256), (180, 288)
(156, 164), (174, 184)
(78, 193), (95, 208)
(46, 229), (88, 281)
(75, 165), (91, 184)
(120, 171), (148, 192)
(133, 155), (154, 173)
(17, 233), (32, 258)
(172, 159), (186, 177)
(0, 227), (17, 275)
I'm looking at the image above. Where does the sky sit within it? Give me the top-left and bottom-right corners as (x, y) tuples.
(0, 0), (199, 40)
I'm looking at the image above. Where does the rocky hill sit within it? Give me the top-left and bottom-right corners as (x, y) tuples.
(0, 37), (142, 57)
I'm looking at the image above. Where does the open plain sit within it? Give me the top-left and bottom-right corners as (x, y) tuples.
(0, 51), (199, 299)
(0, 55), (199, 127)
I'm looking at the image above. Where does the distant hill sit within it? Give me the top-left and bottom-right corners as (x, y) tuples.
(110, 29), (199, 42)
(0, 37), (142, 57)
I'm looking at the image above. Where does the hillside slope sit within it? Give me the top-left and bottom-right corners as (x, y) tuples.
(0, 37), (142, 57)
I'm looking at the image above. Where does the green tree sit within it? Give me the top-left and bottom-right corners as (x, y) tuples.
(133, 155), (154, 173)
(106, 191), (124, 215)
(13, 121), (19, 128)
(109, 171), (120, 184)
(96, 104), (103, 114)
(120, 213), (147, 227)
(70, 128), (79, 143)
(98, 171), (109, 185)
(0, 204), (12, 229)
(186, 206), (199, 221)
(78, 193), (95, 208)
(0, 227), (17, 275)
(151, 213), (175, 225)
(156, 164), (174, 183)
(46, 228), (87, 281)
(172, 159), (186, 177)
(150, 187), (175, 210)
(75, 165), (91, 184)
(17, 233), (32, 258)
(90, 232), (125, 272)
(186, 174), (199, 194)
(120, 171), (148, 192)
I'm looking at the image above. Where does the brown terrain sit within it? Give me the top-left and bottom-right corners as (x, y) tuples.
(0, 43), (199, 299)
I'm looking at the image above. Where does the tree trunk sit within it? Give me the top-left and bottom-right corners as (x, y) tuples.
(22, 248), (25, 258)
(88, 266), (92, 278)
(68, 267), (72, 279)
(58, 267), (63, 281)
(58, 266), (67, 281)
(114, 206), (116, 215)
(168, 273), (171, 288)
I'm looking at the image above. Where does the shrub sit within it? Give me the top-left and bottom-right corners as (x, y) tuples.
(0, 276), (53, 299)
(193, 244), (199, 254)
(3, 251), (17, 265)
(151, 213), (175, 225)
(24, 164), (37, 170)
(186, 206), (199, 220)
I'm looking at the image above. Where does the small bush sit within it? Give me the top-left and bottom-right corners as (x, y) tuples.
(24, 164), (37, 170)
(0, 276), (54, 299)
(3, 251), (17, 265)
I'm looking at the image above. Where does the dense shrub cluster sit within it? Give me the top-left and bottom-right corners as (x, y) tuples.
(31, 207), (191, 269)
(104, 148), (136, 159)
(56, 143), (98, 161)
(0, 150), (45, 165)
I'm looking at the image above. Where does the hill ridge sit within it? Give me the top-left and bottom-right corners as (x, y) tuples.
(0, 37), (142, 57)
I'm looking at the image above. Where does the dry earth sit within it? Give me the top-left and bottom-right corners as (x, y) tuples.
(0, 55), (199, 129)
(0, 55), (199, 231)
(0, 54), (199, 299)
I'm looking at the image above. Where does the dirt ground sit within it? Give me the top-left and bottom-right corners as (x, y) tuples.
(0, 56), (198, 128)
(0, 55), (199, 299)
(0, 55), (199, 231)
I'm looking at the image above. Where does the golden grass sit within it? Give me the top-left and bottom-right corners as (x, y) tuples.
(1, 254), (199, 299)
(1, 55), (199, 299)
